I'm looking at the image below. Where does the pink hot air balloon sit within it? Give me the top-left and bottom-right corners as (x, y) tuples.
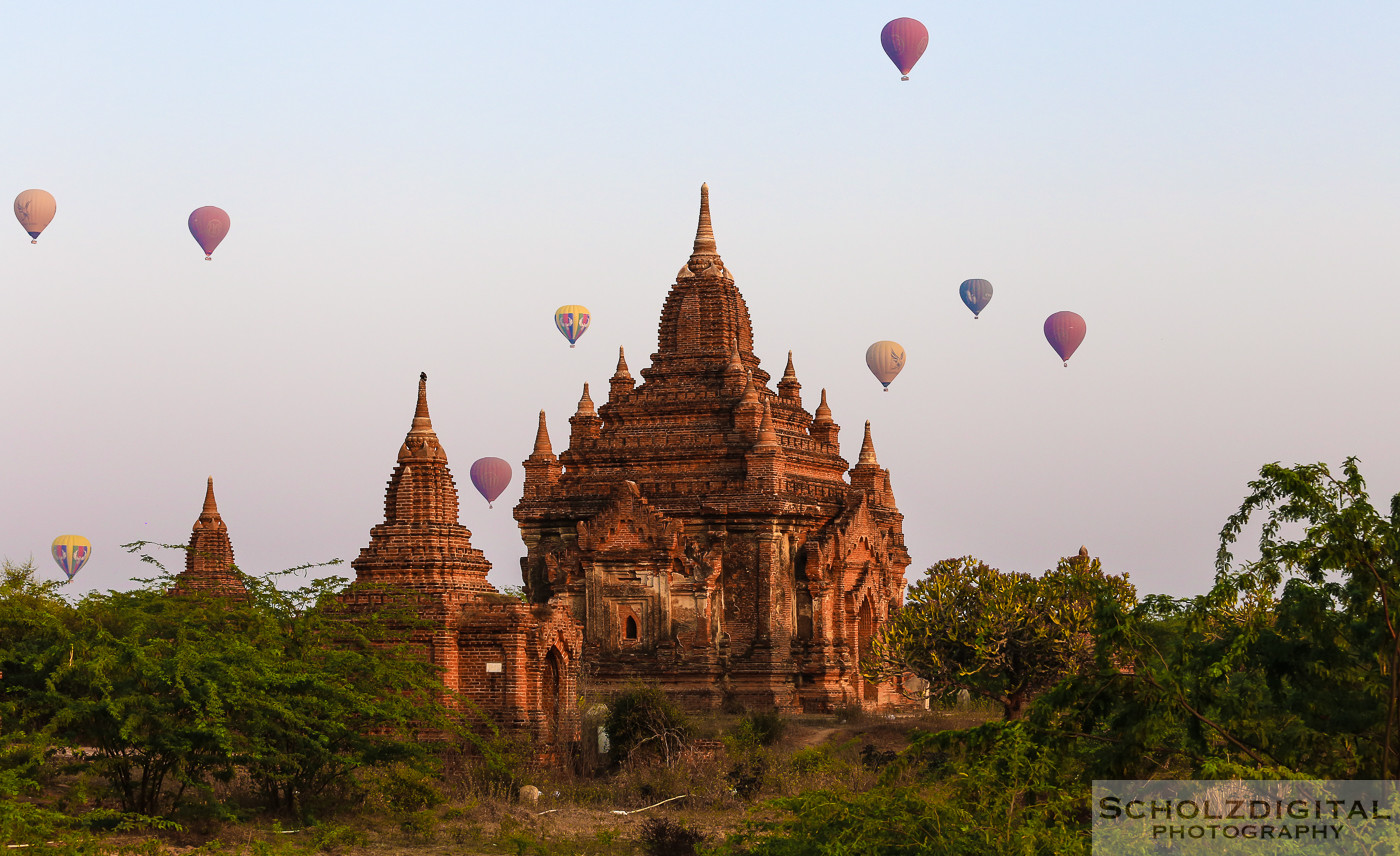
(188, 206), (230, 260)
(880, 17), (929, 81)
(1044, 311), (1087, 367)
(469, 457), (512, 508)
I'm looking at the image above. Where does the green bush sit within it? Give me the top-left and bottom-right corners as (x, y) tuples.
(639, 816), (706, 856)
(607, 685), (692, 766)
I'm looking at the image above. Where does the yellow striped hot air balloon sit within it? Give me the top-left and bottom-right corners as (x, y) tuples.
(554, 304), (591, 348)
(51, 534), (91, 582)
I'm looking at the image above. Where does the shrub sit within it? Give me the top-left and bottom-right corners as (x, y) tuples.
(740, 711), (786, 747)
(607, 685), (692, 767)
(639, 816), (706, 856)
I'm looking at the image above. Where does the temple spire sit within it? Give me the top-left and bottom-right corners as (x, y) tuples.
(411, 372), (432, 434)
(577, 383), (596, 416)
(610, 347), (636, 399)
(755, 400), (779, 449)
(692, 182), (718, 258)
(814, 388), (833, 424)
(398, 372), (446, 462)
(857, 421), (878, 466)
(778, 350), (801, 402)
(201, 476), (219, 517)
(532, 410), (553, 456)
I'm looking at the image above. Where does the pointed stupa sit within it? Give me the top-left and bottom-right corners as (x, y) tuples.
(610, 347), (636, 400)
(755, 400), (780, 449)
(532, 409), (554, 457)
(523, 409), (562, 498)
(778, 350), (801, 402)
(576, 382), (596, 416)
(690, 182), (719, 261)
(398, 372), (446, 462)
(171, 477), (247, 598)
(810, 388), (840, 448)
(351, 373), (493, 597)
(857, 421), (878, 466)
(726, 336), (745, 378)
(571, 382), (602, 443)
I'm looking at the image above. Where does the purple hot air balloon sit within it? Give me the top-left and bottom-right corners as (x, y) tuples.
(880, 17), (929, 81)
(188, 206), (230, 260)
(1044, 311), (1087, 367)
(469, 457), (512, 508)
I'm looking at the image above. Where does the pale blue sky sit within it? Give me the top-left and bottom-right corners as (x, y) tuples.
(3, 2), (1397, 598)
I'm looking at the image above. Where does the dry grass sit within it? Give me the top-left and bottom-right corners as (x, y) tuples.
(14, 709), (1000, 856)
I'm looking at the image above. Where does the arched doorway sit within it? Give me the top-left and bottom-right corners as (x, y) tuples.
(857, 596), (877, 703)
(543, 648), (562, 744)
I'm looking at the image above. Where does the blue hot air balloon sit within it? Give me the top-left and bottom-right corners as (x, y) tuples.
(959, 279), (993, 319)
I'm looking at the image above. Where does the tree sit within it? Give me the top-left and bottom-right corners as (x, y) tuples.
(0, 553), (449, 819)
(1033, 458), (1400, 781)
(1210, 457), (1400, 777)
(863, 553), (1134, 719)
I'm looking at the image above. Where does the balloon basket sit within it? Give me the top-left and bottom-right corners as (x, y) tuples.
(31, 239), (37, 244)
(901, 75), (910, 81)
(205, 255), (212, 261)
(570, 344), (575, 349)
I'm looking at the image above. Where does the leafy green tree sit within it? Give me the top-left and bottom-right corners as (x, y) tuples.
(864, 554), (1134, 719)
(1214, 457), (1400, 777)
(0, 551), (449, 819)
(1036, 458), (1400, 780)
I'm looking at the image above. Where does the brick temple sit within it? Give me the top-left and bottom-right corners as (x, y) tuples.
(171, 477), (249, 599)
(514, 185), (911, 713)
(341, 374), (582, 747)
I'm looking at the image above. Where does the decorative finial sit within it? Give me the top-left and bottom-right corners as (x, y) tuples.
(411, 372), (432, 434)
(532, 410), (552, 456)
(577, 382), (596, 416)
(756, 400), (779, 448)
(1078, 545), (1089, 558)
(783, 351), (796, 380)
(692, 183), (718, 257)
(814, 388), (833, 423)
(615, 347), (631, 378)
(740, 371), (759, 404)
(202, 476), (219, 516)
(726, 336), (745, 376)
(857, 421), (878, 466)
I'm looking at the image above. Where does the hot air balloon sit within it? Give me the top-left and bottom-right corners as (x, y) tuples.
(554, 304), (591, 348)
(470, 457), (512, 508)
(865, 340), (906, 391)
(188, 206), (230, 260)
(51, 534), (91, 583)
(14, 189), (57, 243)
(959, 279), (993, 319)
(880, 17), (929, 81)
(1044, 311), (1087, 366)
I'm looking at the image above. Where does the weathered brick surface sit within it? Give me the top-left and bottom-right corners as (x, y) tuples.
(170, 477), (248, 599)
(343, 374), (583, 753)
(515, 186), (912, 713)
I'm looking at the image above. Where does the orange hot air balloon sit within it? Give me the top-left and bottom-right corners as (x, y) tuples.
(15, 189), (57, 243)
(865, 341), (906, 391)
